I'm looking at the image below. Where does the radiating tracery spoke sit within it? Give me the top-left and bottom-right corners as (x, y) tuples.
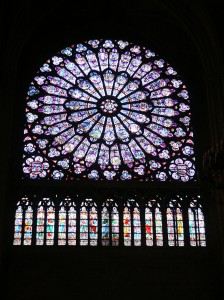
(23, 39), (196, 181)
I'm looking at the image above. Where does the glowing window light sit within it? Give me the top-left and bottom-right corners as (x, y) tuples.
(58, 197), (76, 246)
(145, 199), (163, 246)
(13, 197), (33, 246)
(23, 39), (195, 182)
(123, 199), (141, 246)
(80, 199), (98, 246)
(36, 198), (55, 245)
(101, 199), (119, 246)
(167, 199), (184, 246)
(188, 197), (206, 246)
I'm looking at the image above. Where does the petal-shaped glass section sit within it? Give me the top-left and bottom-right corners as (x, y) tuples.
(23, 39), (195, 181)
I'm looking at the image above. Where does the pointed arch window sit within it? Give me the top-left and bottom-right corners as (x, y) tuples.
(188, 197), (206, 247)
(58, 197), (77, 245)
(36, 198), (55, 245)
(167, 198), (184, 246)
(123, 199), (141, 246)
(80, 199), (98, 246)
(13, 197), (33, 245)
(145, 198), (163, 246)
(101, 198), (119, 246)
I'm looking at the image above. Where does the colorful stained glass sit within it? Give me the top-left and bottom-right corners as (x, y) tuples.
(13, 195), (206, 247)
(133, 207), (141, 246)
(102, 206), (110, 245)
(167, 199), (184, 246)
(145, 199), (163, 246)
(23, 206), (33, 245)
(46, 206), (55, 245)
(80, 199), (98, 246)
(58, 197), (76, 245)
(68, 206), (77, 246)
(58, 206), (66, 245)
(36, 198), (55, 245)
(188, 198), (206, 246)
(101, 199), (119, 246)
(13, 197), (33, 246)
(13, 205), (23, 245)
(123, 207), (131, 246)
(23, 39), (195, 181)
(123, 199), (141, 246)
(36, 205), (45, 245)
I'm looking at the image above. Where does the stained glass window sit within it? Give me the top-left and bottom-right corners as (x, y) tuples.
(188, 197), (206, 246)
(80, 199), (98, 246)
(13, 195), (206, 246)
(123, 199), (141, 246)
(58, 197), (77, 245)
(13, 197), (33, 245)
(101, 199), (119, 246)
(36, 198), (55, 245)
(145, 199), (163, 246)
(167, 199), (184, 246)
(22, 39), (195, 181)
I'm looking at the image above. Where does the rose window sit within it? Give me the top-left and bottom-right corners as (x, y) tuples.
(23, 39), (195, 181)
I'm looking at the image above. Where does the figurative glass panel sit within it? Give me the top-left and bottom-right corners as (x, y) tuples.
(89, 206), (98, 246)
(13, 205), (23, 245)
(123, 199), (141, 246)
(145, 199), (163, 246)
(101, 206), (110, 245)
(14, 197), (33, 245)
(133, 207), (141, 246)
(80, 199), (98, 246)
(111, 206), (119, 246)
(167, 199), (184, 246)
(101, 199), (119, 246)
(23, 205), (33, 245)
(36, 198), (55, 245)
(80, 206), (88, 246)
(188, 198), (206, 246)
(123, 207), (131, 246)
(36, 206), (45, 245)
(68, 206), (77, 245)
(58, 197), (76, 245)
(46, 206), (55, 245)
(58, 206), (66, 245)
(23, 39), (195, 182)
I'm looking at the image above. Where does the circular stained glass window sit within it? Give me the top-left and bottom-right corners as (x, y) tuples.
(23, 39), (195, 181)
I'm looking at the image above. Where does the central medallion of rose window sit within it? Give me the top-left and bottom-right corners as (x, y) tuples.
(100, 99), (118, 114)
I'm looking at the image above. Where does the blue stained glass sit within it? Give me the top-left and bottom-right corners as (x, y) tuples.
(23, 39), (196, 181)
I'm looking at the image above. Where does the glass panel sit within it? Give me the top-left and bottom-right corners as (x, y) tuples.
(123, 207), (131, 246)
(89, 207), (98, 246)
(68, 207), (76, 246)
(58, 207), (66, 245)
(102, 206), (110, 246)
(145, 207), (153, 246)
(36, 206), (45, 245)
(80, 207), (88, 246)
(111, 206), (119, 246)
(23, 206), (33, 245)
(133, 207), (141, 246)
(46, 206), (55, 245)
(13, 206), (23, 245)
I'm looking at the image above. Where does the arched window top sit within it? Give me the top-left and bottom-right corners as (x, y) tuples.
(23, 39), (195, 182)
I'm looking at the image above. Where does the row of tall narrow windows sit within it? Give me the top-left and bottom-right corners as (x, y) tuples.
(13, 196), (206, 247)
